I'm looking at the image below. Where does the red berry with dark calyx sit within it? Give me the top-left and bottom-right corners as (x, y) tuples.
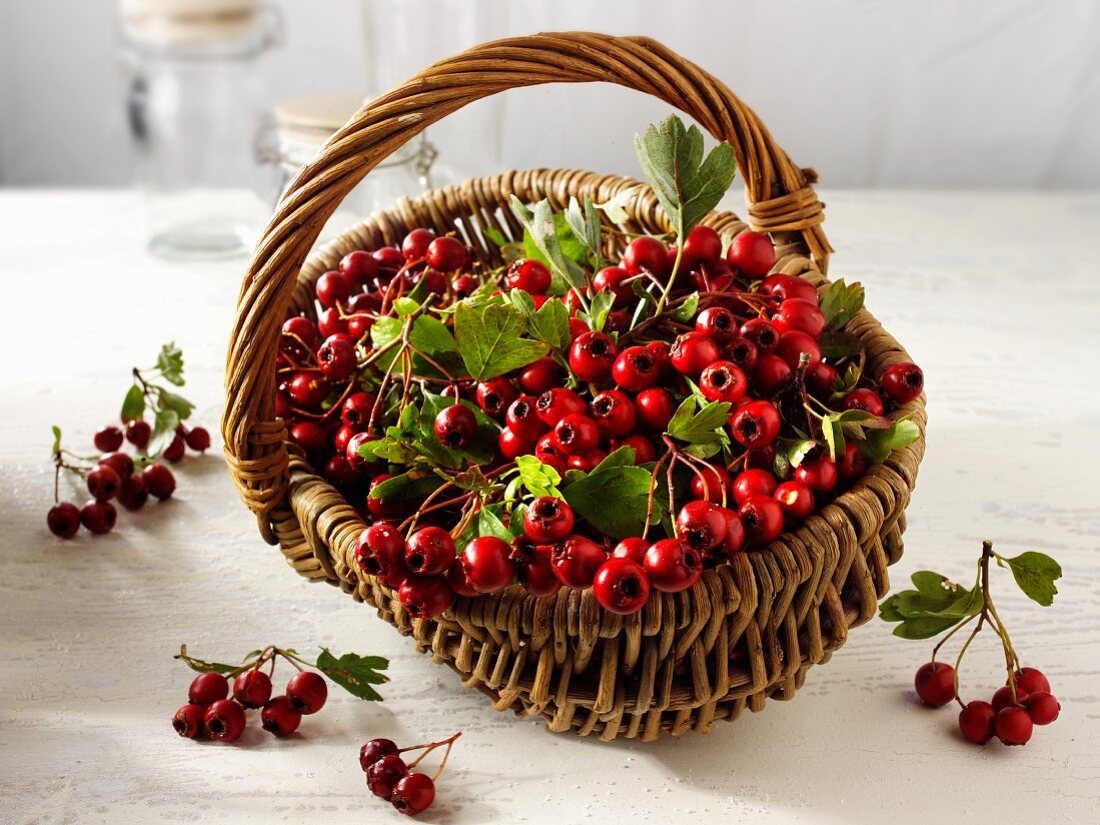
(699, 361), (747, 404)
(460, 536), (514, 593)
(86, 464), (121, 502)
(401, 227), (436, 261)
(261, 695), (302, 737)
(738, 495), (784, 545)
(695, 306), (738, 344)
(506, 395), (546, 441)
(752, 354), (794, 395)
(355, 522), (409, 586)
(592, 266), (632, 305)
(842, 388), (885, 416)
(315, 270), (350, 309)
(644, 539), (702, 593)
(433, 404), (477, 449)
(675, 500), (729, 551)
(233, 669), (273, 709)
(881, 362), (924, 404)
(995, 706), (1034, 746)
(342, 391), (377, 431)
(360, 738), (399, 771)
(730, 400), (781, 448)
(589, 390), (636, 440)
(774, 330), (822, 372)
(681, 225), (722, 268)
(391, 772), (436, 816)
(94, 426), (125, 453)
(452, 274), (479, 299)
(524, 496), (574, 543)
(318, 334), (356, 380)
(291, 421), (327, 455)
(794, 455), (837, 493)
(774, 480), (814, 520)
(398, 575), (454, 620)
(610, 346), (659, 392)
(739, 318), (779, 354)
(958, 701), (997, 745)
(143, 463), (176, 500)
(126, 419), (152, 449)
(172, 703), (205, 739)
(635, 387), (677, 431)
(475, 377), (518, 418)
(189, 671), (229, 706)
(405, 526), (456, 576)
(622, 236), (670, 277)
(569, 331), (618, 383)
(553, 414), (599, 456)
(733, 469), (778, 506)
(47, 502), (81, 538)
(1024, 692), (1060, 725)
(726, 231), (775, 277)
(498, 427), (534, 461)
(518, 357), (563, 395)
(914, 662), (956, 707)
(724, 336), (759, 374)
(204, 699), (246, 742)
(511, 539), (561, 597)
(80, 500), (117, 534)
(367, 754), (409, 799)
(550, 535), (607, 588)
(611, 537), (649, 564)
(536, 387), (586, 426)
(425, 236), (469, 271)
(838, 442), (868, 482)
(286, 670), (327, 715)
(536, 433), (567, 465)
(1013, 667), (1051, 695)
(689, 463), (731, 502)
(645, 340), (671, 375)
(669, 332), (720, 375)
(507, 258), (552, 295)
(117, 474), (148, 511)
(593, 557), (650, 614)
(162, 435), (186, 463)
(339, 249), (379, 286)
(184, 426), (211, 452)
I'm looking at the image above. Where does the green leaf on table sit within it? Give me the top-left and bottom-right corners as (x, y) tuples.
(670, 292), (700, 323)
(858, 418), (920, 463)
(510, 197), (589, 294)
(121, 384), (146, 422)
(879, 569), (983, 638)
(174, 646), (238, 675)
(818, 330), (865, 358)
(51, 425), (62, 454)
(1000, 551), (1062, 607)
(595, 187), (641, 228)
(634, 114), (737, 241)
(316, 649), (389, 702)
(890, 615), (966, 640)
(562, 464), (661, 539)
(819, 279), (865, 331)
(157, 389), (195, 422)
(156, 342), (185, 386)
(453, 301), (549, 381)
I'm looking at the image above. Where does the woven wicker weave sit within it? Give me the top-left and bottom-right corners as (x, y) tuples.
(223, 32), (926, 740)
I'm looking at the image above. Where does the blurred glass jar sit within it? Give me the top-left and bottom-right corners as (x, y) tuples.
(258, 93), (436, 241)
(118, 0), (280, 260)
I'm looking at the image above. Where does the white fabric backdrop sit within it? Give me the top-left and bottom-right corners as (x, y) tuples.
(1, 0), (1098, 189)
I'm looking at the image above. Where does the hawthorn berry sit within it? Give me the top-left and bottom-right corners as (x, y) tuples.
(392, 772), (436, 816)
(774, 330), (821, 371)
(315, 270), (350, 309)
(291, 421), (327, 454)
(426, 236), (470, 272)
(914, 662), (956, 707)
(405, 526), (456, 576)
(475, 377), (518, 418)
(172, 703), (205, 739)
(1024, 692), (1060, 725)
(367, 754), (410, 799)
(550, 535), (607, 588)
(592, 266), (632, 305)
(233, 670), (273, 709)
(98, 451), (134, 481)
(339, 249), (379, 286)
(738, 495), (784, 545)
(774, 480), (814, 520)
(593, 557), (650, 614)
(117, 474), (149, 511)
(681, 225), (722, 268)
(511, 540), (561, 597)
(142, 463), (176, 500)
(995, 706), (1033, 746)
(318, 334), (356, 380)
(616, 434), (657, 463)
(612, 346), (661, 391)
(622, 236), (670, 277)
(460, 536), (514, 593)
(730, 400), (780, 448)
(675, 500), (728, 551)
(794, 456), (837, 493)
(760, 273), (817, 303)
(698, 361), (747, 404)
(611, 537), (650, 564)
(772, 298), (825, 337)
(695, 306), (738, 343)
(204, 699), (246, 742)
(286, 671), (328, 715)
(589, 390), (636, 439)
(751, 354), (794, 394)
(688, 464), (731, 502)
(94, 426), (124, 453)
(569, 331), (618, 383)
(433, 404), (477, 449)
(261, 695), (302, 737)
(724, 336), (759, 373)
(360, 738), (399, 771)
(536, 388), (586, 426)
(183, 426), (211, 452)
(1013, 667), (1051, 695)
(402, 227), (436, 261)
(958, 701), (997, 745)
(732, 469), (778, 506)
(398, 575), (455, 619)
(507, 259), (552, 295)
(644, 539), (702, 593)
(554, 414), (600, 456)
(80, 500), (117, 534)
(126, 419), (152, 449)
(669, 332), (720, 375)
(881, 362), (924, 404)
(726, 231), (774, 277)
(498, 428), (535, 461)
(739, 318), (779, 354)
(842, 388), (885, 416)
(518, 358), (563, 395)
(162, 435), (186, 463)
(47, 502), (81, 538)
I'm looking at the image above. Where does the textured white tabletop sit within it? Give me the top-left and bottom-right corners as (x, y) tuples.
(1, 189), (1098, 824)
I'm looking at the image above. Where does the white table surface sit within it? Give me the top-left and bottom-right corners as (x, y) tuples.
(2, 189), (1099, 824)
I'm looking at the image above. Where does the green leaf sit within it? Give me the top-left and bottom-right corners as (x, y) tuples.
(592, 446), (636, 472)
(562, 464), (661, 539)
(787, 439), (820, 468)
(316, 648), (389, 702)
(357, 434), (419, 465)
(371, 316), (404, 351)
(51, 425), (62, 454)
(450, 464), (494, 492)
(634, 114), (737, 240)
(367, 471), (445, 502)
(890, 615), (964, 640)
(173, 649), (238, 675)
(511, 291), (571, 352)
(121, 384), (146, 422)
(157, 389), (195, 422)
(453, 301), (549, 381)
(510, 197), (588, 294)
(818, 330), (865, 358)
(859, 419), (920, 463)
(564, 196), (602, 260)
(831, 364), (862, 400)
(409, 315), (457, 355)
(581, 290), (616, 333)
(513, 454), (562, 499)
(671, 292), (700, 322)
(821, 415), (845, 461)
(1001, 551), (1062, 607)
(667, 396), (732, 447)
(156, 342), (185, 386)
(483, 226), (508, 247)
(393, 297), (420, 317)
(595, 187), (641, 227)
(149, 407), (180, 456)
(819, 279), (865, 331)
(476, 507), (513, 543)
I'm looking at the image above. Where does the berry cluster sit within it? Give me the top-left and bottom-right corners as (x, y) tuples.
(274, 114), (924, 618)
(359, 732), (460, 816)
(882, 541), (1063, 748)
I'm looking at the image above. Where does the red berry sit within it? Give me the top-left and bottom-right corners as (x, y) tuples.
(172, 703), (205, 739)
(433, 404), (477, 449)
(260, 694), (302, 737)
(733, 469), (778, 505)
(506, 395), (547, 441)
(881, 362), (924, 403)
(324, 455), (359, 488)
(142, 462), (176, 500)
(698, 361), (747, 404)
(283, 314), (319, 346)
(94, 426), (125, 453)
(774, 480), (814, 520)
(498, 427), (535, 460)
(1024, 691), (1060, 725)
(681, 225), (722, 268)
(398, 575), (454, 619)
(475, 377), (518, 418)
(405, 526), (456, 576)
(536, 433), (567, 465)
(80, 500), (116, 534)
(738, 495), (784, 545)
(204, 699), (246, 742)
(995, 706), (1034, 746)
(643, 539), (702, 593)
(1013, 667), (1051, 695)
(341, 391), (377, 431)
(446, 556), (480, 597)
(98, 451), (135, 480)
(318, 334), (356, 380)
(391, 772), (435, 816)
(593, 557), (650, 614)
(401, 227), (436, 261)
(536, 388), (586, 427)
(360, 738), (399, 771)
(992, 685), (1029, 712)
(183, 426), (211, 452)
(372, 246), (405, 276)
(346, 431), (381, 473)
(838, 442), (868, 482)
(958, 700), (997, 745)
(794, 456), (837, 493)
(675, 500), (729, 551)
(553, 414), (599, 456)
(115, 474), (147, 511)
(589, 390), (636, 440)
(511, 539), (562, 597)
(317, 307), (348, 338)
(288, 371), (330, 408)
(739, 318), (779, 354)
(842, 388), (885, 416)
(339, 249), (379, 286)
(550, 534), (607, 588)
(425, 236), (469, 271)
(611, 537), (649, 564)
(47, 502), (81, 538)
(592, 266), (632, 305)
(569, 331), (618, 383)
(233, 670), (273, 709)
(367, 753), (409, 798)
(622, 236), (670, 277)
(524, 496), (574, 543)
(346, 314), (374, 342)
(760, 273), (817, 303)
(460, 536), (514, 593)
(719, 508), (746, 555)
(688, 464), (731, 502)
(669, 332), (720, 375)
(729, 400), (780, 448)
(86, 465), (121, 502)
(355, 523), (409, 586)
(315, 270), (350, 309)
(189, 672), (229, 706)
(612, 346), (661, 391)
(452, 274), (479, 299)
(774, 330), (822, 371)
(125, 419), (152, 449)
(286, 671), (327, 715)
(615, 434), (657, 464)
(507, 258), (552, 294)
(635, 387), (677, 431)
(806, 361), (839, 397)
(726, 231), (774, 277)
(291, 421), (327, 454)
(751, 354), (794, 395)
(772, 298), (824, 337)
(914, 662), (956, 707)
(695, 306), (738, 343)
(518, 357), (562, 395)
(724, 336), (759, 374)
(162, 434), (186, 463)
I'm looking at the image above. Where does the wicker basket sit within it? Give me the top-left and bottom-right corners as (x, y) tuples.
(223, 32), (926, 741)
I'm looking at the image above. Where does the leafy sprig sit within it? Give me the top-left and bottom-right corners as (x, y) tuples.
(122, 343), (197, 457)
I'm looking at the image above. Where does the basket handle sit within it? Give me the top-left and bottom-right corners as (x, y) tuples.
(223, 31), (831, 534)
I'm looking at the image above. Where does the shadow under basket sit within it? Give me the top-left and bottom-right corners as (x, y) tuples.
(222, 33), (926, 741)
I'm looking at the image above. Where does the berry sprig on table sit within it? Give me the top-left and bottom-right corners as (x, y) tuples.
(274, 114), (924, 618)
(172, 644), (389, 742)
(880, 540), (1063, 746)
(360, 732), (461, 816)
(45, 343), (209, 539)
